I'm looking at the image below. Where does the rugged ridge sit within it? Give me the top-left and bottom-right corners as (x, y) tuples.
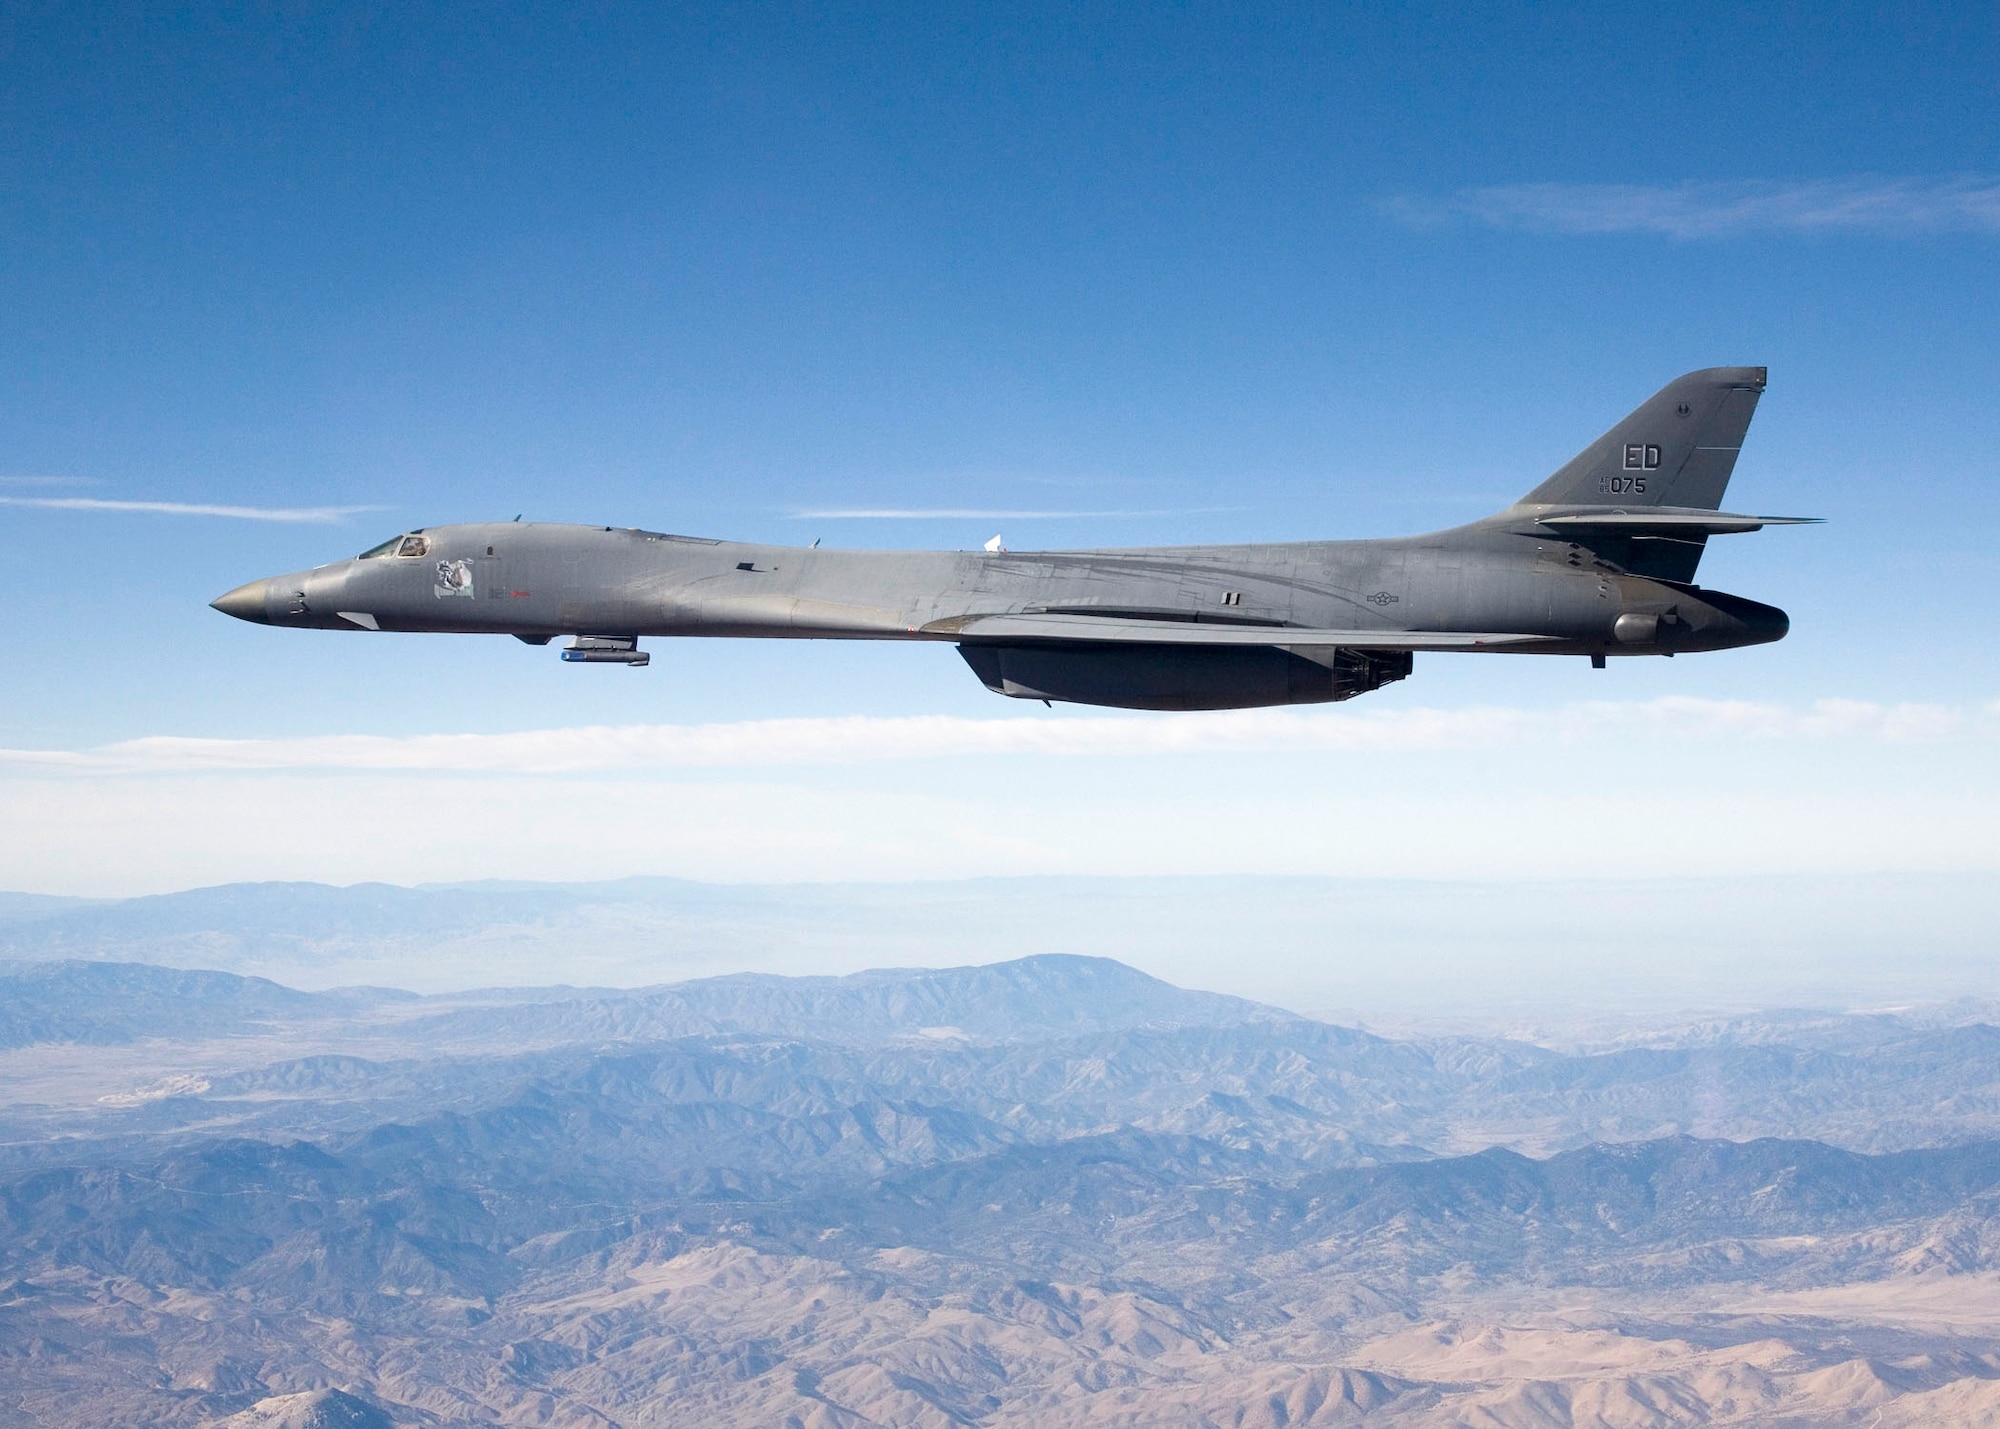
(3, 956), (2000, 1426)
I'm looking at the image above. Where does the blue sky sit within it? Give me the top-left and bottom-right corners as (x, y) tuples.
(1, 3), (1996, 922)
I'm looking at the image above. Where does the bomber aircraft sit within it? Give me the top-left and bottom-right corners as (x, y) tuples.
(213, 367), (1813, 710)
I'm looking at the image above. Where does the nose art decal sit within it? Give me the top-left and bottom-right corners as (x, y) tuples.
(434, 559), (476, 598)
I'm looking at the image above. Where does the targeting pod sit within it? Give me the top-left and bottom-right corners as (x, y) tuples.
(562, 635), (649, 667)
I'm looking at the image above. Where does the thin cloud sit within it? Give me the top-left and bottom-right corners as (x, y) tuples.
(0, 496), (383, 523)
(1384, 177), (2000, 239)
(1, 697), (1984, 777)
(0, 475), (94, 488)
(789, 508), (1242, 520)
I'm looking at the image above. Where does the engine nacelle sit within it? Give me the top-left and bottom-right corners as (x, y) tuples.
(958, 643), (1411, 711)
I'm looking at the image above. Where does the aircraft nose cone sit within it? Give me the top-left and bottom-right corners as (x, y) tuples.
(210, 578), (273, 623)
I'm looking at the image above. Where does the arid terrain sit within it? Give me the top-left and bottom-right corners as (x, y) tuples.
(4, 897), (2000, 1426)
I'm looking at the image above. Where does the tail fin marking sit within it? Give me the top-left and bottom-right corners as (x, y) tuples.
(1521, 367), (1766, 511)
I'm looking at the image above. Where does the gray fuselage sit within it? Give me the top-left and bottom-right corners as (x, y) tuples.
(211, 367), (1802, 709)
(219, 512), (1784, 653)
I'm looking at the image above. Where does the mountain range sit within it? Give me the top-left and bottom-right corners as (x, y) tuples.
(3, 952), (1999, 1425)
(4, 871), (1993, 1016)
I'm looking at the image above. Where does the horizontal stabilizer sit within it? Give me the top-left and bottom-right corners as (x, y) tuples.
(946, 614), (1555, 651)
(1536, 509), (1822, 536)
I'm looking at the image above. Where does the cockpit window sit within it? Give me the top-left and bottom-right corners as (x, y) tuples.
(357, 532), (432, 559)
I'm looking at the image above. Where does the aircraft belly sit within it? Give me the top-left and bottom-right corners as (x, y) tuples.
(961, 642), (1413, 710)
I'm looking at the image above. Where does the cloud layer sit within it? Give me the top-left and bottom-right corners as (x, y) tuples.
(3, 696), (1993, 895)
(2, 697), (1987, 777)
(1385, 177), (2000, 238)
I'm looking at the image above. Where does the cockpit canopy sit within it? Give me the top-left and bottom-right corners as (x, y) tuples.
(359, 532), (430, 559)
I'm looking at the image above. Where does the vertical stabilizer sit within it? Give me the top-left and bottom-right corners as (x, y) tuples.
(1520, 367), (1766, 511)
